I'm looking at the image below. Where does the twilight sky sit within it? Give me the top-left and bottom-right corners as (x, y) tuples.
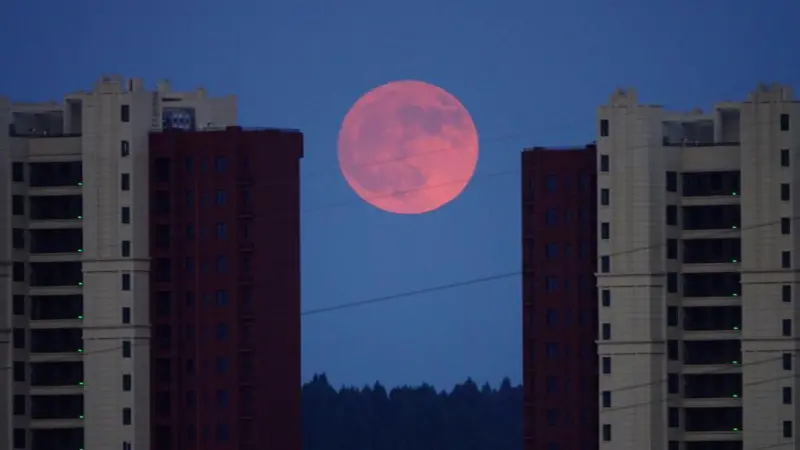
(2, 0), (798, 389)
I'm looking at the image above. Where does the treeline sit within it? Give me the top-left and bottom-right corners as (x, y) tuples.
(302, 374), (522, 450)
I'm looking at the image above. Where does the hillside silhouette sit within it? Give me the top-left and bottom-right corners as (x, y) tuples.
(302, 374), (522, 450)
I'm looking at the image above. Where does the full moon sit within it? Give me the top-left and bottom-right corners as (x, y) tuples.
(337, 80), (479, 214)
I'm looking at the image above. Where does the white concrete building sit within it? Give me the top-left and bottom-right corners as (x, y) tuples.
(596, 83), (800, 450)
(0, 75), (236, 450)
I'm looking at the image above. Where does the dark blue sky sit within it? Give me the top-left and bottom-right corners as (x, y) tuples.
(2, 0), (798, 389)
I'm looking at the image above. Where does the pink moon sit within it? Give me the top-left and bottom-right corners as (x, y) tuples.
(337, 80), (479, 214)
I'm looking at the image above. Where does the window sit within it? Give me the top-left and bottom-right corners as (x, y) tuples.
(667, 373), (679, 394)
(784, 420), (793, 438)
(600, 256), (610, 273)
(13, 262), (24, 282)
(123, 374), (132, 391)
(782, 183), (791, 201)
(121, 173), (130, 191)
(601, 323), (611, 340)
(13, 329), (25, 349)
(12, 228), (24, 249)
(122, 273), (131, 291)
(217, 424), (229, 442)
(13, 361), (25, 382)
(545, 309), (557, 325)
(667, 340), (679, 360)
(121, 207), (131, 224)
(783, 319), (792, 336)
(667, 307), (678, 326)
(784, 285), (792, 303)
(783, 250), (792, 269)
(122, 341), (131, 358)
(13, 395), (25, 415)
(121, 240), (131, 257)
(602, 424), (611, 441)
(546, 243), (558, 259)
(780, 114), (790, 131)
(546, 276), (558, 292)
(12, 195), (24, 215)
(215, 290), (228, 305)
(216, 222), (227, 239)
(185, 157), (193, 173)
(122, 307), (131, 324)
(600, 155), (609, 172)
(546, 175), (557, 192)
(601, 289), (611, 307)
(123, 442), (132, 450)
(601, 357), (611, 374)
(215, 156), (227, 173)
(602, 390), (611, 407)
(782, 148), (791, 167)
(783, 218), (792, 235)
(545, 343), (558, 358)
(122, 407), (132, 425)
(216, 256), (228, 273)
(667, 272), (678, 293)
(545, 209), (557, 225)
(217, 324), (228, 340)
(216, 357), (229, 374)
(668, 407), (680, 428)
(784, 386), (793, 404)
(546, 409), (557, 426)
(121, 105), (130, 122)
(600, 189), (610, 206)
(666, 171), (677, 192)
(13, 295), (24, 315)
(546, 376), (557, 393)
(600, 119), (609, 137)
(215, 190), (227, 205)
(185, 257), (195, 274)
(601, 223), (610, 239)
(666, 205), (678, 225)
(121, 140), (130, 157)
(666, 239), (677, 259)
(13, 428), (25, 449)
(783, 352), (792, 370)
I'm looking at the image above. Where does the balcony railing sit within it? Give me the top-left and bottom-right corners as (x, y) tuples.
(9, 125), (81, 138)
(663, 137), (740, 147)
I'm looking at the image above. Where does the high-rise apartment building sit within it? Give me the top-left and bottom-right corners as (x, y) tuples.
(148, 126), (303, 450)
(522, 144), (598, 450)
(596, 84), (799, 450)
(0, 75), (302, 450)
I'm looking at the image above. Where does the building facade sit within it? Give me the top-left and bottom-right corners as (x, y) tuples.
(0, 76), (300, 450)
(148, 127), (303, 450)
(522, 144), (598, 450)
(596, 84), (799, 450)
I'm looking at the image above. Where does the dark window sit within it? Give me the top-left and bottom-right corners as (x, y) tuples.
(121, 207), (131, 224)
(784, 285), (792, 303)
(602, 390), (611, 407)
(13, 262), (24, 282)
(185, 157), (193, 173)
(121, 105), (130, 122)
(666, 171), (677, 192)
(784, 386), (793, 405)
(667, 272), (678, 293)
(601, 357), (611, 374)
(780, 114), (790, 131)
(601, 289), (611, 307)
(782, 148), (791, 167)
(783, 251), (792, 269)
(123, 407), (132, 425)
(121, 141), (130, 157)
(215, 190), (227, 205)
(600, 256), (610, 273)
(602, 424), (611, 441)
(12, 228), (24, 249)
(121, 173), (130, 191)
(154, 158), (171, 183)
(782, 183), (791, 201)
(668, 408), (680, 428)
(13, 395), (25, 415)
(600, 119), (610, 137)
(122, 341), (131, 358)
(783, 319), (792, 336)
(546, 276), (558, 292)
(217, 423), (229, 442)
(121, 241), (131, 257)
(783, 353), (792, 370)
(546, 175), (557, 192)
(216, 223), (227, 239)
(13, 428), (25, 449)
(215, 156), (227, 173)
(13, 295), (24, 315)
(546, 409), (557, 425)
(667, 373), (679, 394)
(546, 243), (558, 259)
(545, 209), (557, 225)
(216, 290), (228, 305)
(784, 420), (793, 438)
(600, 155), (609, 172)
(667, 340), (679, 360)
(13, 328), (25, 349)
(601, 223), (610, 239)
(12, 195), (24, 215)
(13, 361), (25, 381)
(216, 357), (229, 374)
(667, 307), (678, 326)
(121, 273), (131, 291)
(122, 307), (131, 324)
(783, 218), (792, 235)
(667, 239), (678, 259)
(12, 162), (24, 182)
(666, 205), (678, 226)
(600, 189), (610, 206)
(601, 323), (611, 340)
(123, 374), (132, 391)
